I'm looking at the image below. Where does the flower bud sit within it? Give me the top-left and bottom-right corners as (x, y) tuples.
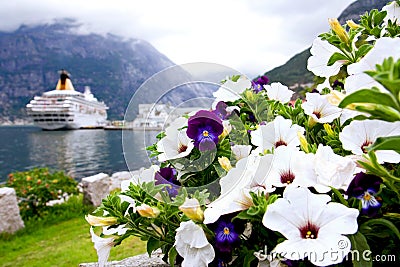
(297, 131), (309, 153)
(323, 124), (335, 136)
(179, 198), (204, 222)
(244, 90), (255, 101)
(346, 20), (360, 29)
(218, 156), (233, 172)
(85, 214), (118, 226)
(328, 18), (349, 44)
(307, 116), (317, 128)
(136, 203), (160, 218)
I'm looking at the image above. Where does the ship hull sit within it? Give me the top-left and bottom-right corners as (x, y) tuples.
(26, 93), (108, 131)
(29, 112), (107, 130)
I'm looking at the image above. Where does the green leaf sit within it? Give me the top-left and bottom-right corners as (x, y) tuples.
(367, 136), (400, 153)
(235, 210), (256, 221)
(168, 246), (178, 267)
(355, 43), (373, 59)
(353, 104), (400, 121)
(338, 89), (398, 109)
(147, 237), (162, 256)
(348, 232), (372, 267)
(363, 218), (400, 240)
(330, 187), (348, 206)
(327, 52), (349, 66)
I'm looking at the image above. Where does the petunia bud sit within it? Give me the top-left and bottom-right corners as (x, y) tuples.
(179, 198), (204, 222)
(85, 214), (118, 226)
(328, 18), (349, 44)
(136, 204), (160, 218)
(307, 116), (317, 128)
(323, 124), (335, 136)
(346, 20), (360, 29)
(297, 131), (309, 153)
(218, 156), (233, 172)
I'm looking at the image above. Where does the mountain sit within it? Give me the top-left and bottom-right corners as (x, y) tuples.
(263, 0), (392, 89)
(0, 20), (215, 123)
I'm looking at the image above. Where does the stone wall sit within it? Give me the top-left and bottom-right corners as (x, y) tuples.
(80, 250), (170, 267)
(80, 169), (142, 207)
(0, 187), (25, 233)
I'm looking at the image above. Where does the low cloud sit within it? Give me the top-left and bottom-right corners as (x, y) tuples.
(0, 0), (354, 77)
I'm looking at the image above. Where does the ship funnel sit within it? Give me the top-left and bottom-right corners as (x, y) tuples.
(55, 69), (75, 91)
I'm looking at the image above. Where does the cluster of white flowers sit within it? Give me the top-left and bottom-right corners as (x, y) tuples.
(86, 2), (400, 267)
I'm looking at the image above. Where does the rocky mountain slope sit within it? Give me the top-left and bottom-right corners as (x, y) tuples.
(0, 20), (214, 122)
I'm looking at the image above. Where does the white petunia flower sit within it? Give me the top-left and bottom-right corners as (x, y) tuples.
(90, 227), (116, 267)
(307, 37), (346, 78)
(313, 144), (356, 193)
(213, 76), (252, 103)
(383, 1), (400, 26)
(174, 221), (215, 267)
(339, 119), (400, 163)
(345, 37), (400, 94)
(251, 116), (305, 153)
(268, 146), (317, 188)
(326, 90), (365, 125)
(302, 93), (342, 124)
(157, 117), (194, 162)
(120, 165), (159, 192)
(204, 154), (274, 224)
(263, 186), (359, 267)
(264, 82), (294, 103)
(102, 224), (128, 236)
(231, 144), (252, 161)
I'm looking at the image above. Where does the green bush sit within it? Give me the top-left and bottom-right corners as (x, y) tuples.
(5, 167), (79, 220)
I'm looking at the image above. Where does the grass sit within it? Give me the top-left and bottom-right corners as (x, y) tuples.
(0, 195), (146, 267)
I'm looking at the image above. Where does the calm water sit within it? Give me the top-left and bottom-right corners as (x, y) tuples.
(0, 126), (158, 182)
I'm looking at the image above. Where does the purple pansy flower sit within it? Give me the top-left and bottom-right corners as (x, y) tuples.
(215, 220), (239, 253)
(154, 167), (180, 197)
(346, 172), (382, 217)
(252, 75), (269, 93)
(187, 110), (223, 151)
(212, 101), (229, 120)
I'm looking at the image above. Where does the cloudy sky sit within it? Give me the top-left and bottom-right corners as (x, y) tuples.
(0, 0), (355, 77)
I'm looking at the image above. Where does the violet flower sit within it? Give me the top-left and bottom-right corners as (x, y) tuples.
(346, 172), (382, 217)
(212, 101), (229, 120)
(213, 219), (240, 266)
(154, 167), (180, 197)
(252, 75), (269, 93)
(187, 110), (223, 151)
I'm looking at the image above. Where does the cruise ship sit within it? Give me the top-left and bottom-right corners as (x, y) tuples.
(26, 70), (108, 130)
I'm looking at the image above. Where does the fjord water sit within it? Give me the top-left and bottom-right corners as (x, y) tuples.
(0, 126), (157, 183)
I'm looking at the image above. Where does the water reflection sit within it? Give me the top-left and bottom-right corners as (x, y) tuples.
(0, 126), (158, 182)
(123, 129), (157, 173)
(28, 129), (110, 179)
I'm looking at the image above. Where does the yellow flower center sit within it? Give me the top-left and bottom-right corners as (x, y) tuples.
(305, 230), (315, 239)
(223, 227), (230, 235)
(363, 192), (372, 201)
(202, 130), (209, 137)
